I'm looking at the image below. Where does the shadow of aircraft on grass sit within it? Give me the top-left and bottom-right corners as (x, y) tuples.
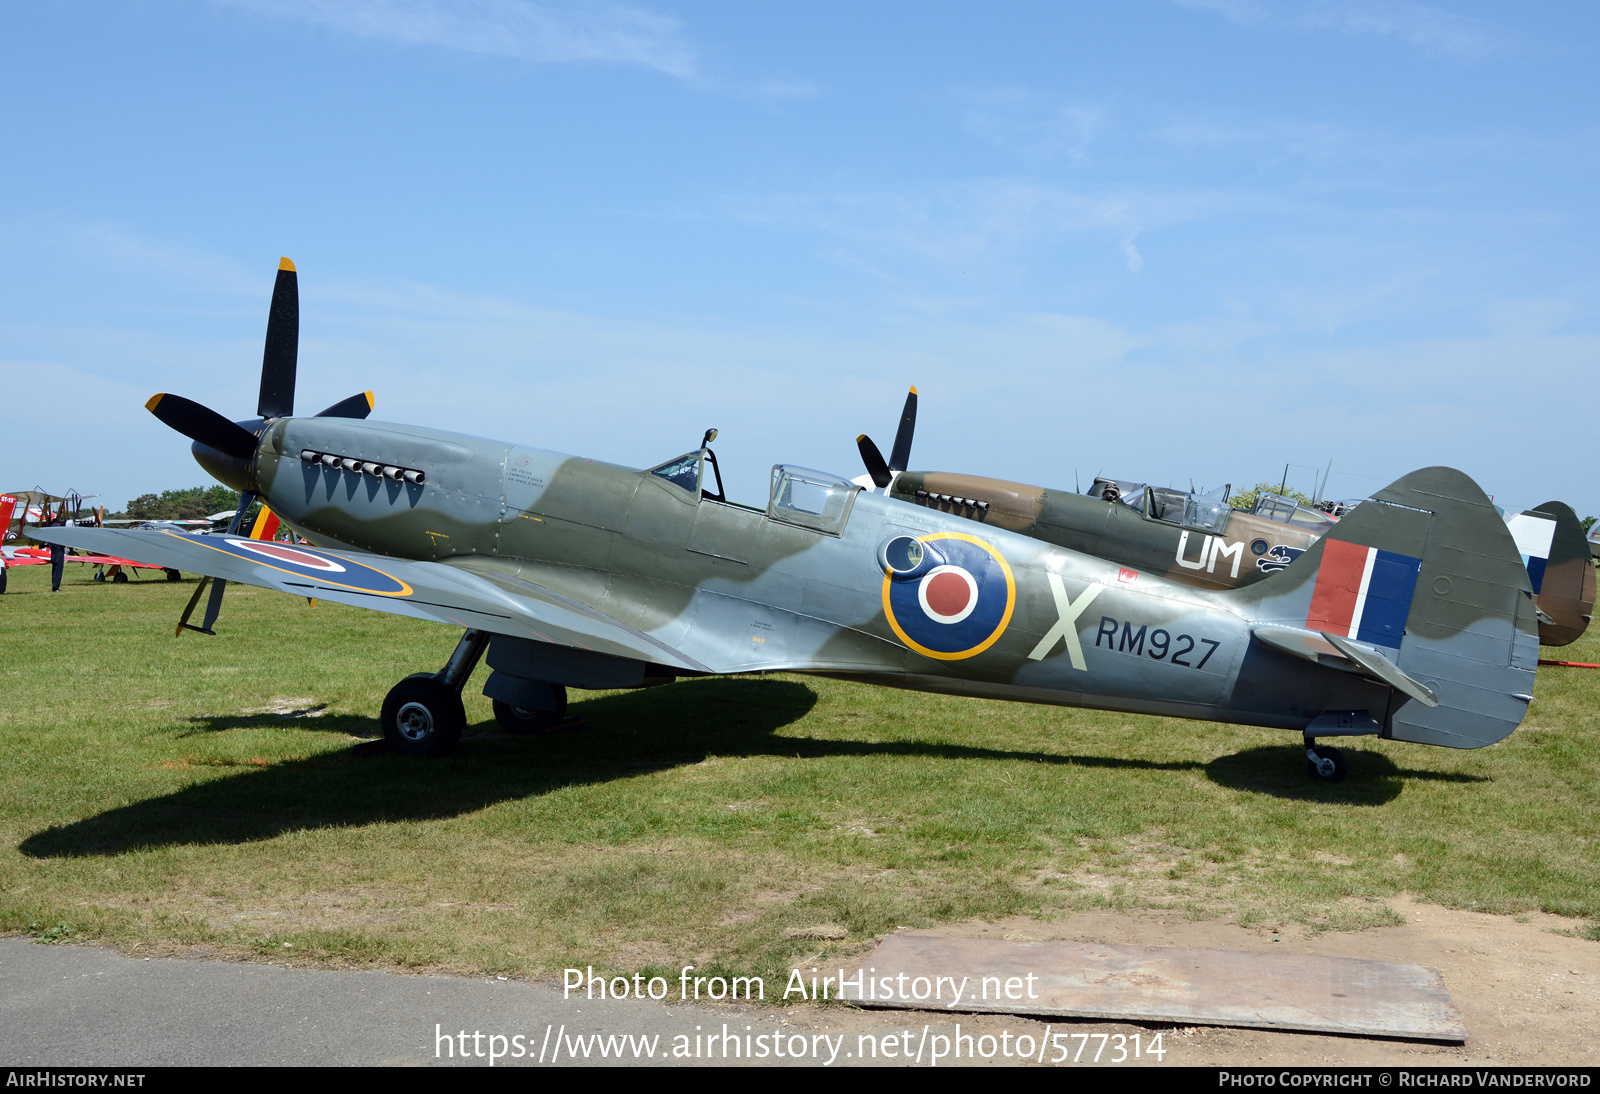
(23, 678), (817, 857)
(1206, 746), (1487, 806)
(19, 678), (1478, 858)
(180, 708), (371, 737)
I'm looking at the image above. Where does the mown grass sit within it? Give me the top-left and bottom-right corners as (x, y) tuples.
(2, 561), (1596, 987)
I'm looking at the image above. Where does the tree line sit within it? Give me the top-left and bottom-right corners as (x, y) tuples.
(112, 486), (244, 521)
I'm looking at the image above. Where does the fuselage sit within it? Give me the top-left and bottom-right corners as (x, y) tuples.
(236, 415), (1393, 733)
(889, 471), (1329, 591)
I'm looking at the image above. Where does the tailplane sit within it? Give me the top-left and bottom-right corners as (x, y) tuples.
(1231, 467), (1538, 749)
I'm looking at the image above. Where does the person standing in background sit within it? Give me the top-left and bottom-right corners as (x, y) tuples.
(46, 504), (66, 592)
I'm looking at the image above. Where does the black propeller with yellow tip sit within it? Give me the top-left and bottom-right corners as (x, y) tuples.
(855, 386), (918, 489)
(144, 393), (258, 461)
(257, 257), (300, 419)
(144, 257), (376, 472)
(140, 257), (376, 635)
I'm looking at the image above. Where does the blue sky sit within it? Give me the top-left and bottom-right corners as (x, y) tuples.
(2, 1), (1596, 516)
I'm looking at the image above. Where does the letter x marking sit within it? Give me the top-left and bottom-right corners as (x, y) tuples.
(1027, 574), (1102, 670)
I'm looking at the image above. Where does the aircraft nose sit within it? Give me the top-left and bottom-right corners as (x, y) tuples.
(191, 437), (255, 493)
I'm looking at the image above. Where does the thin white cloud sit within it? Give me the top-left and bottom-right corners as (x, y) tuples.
(725, 179), (1263, 277)
(206, 0), (698, 77)
(1174, 0), (1522, 62)
(959, 88), (1106, 161)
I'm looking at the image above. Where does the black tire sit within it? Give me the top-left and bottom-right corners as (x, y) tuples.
(112, 571), (129, 584)
(380, 673), (465, 757)
(1306, 745), (1347, 782)
(164, 569), (181, 582)
(492, 686), (568, 735)
(0, 568), (7, 594)
(93, 570), (105, 582)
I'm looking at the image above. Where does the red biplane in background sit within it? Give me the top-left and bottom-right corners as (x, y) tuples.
(0, 491), (282, 592)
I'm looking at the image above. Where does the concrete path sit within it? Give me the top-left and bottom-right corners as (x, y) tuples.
(0, 938), (823, 1067)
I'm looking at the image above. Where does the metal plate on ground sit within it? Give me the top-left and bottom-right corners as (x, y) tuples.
(838, 935), (1466, 1042)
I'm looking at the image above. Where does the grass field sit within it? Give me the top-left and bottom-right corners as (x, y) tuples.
(2, 560), (1597, 985)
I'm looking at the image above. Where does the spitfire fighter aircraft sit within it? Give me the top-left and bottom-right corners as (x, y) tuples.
(36, 260), (1541, 782)
(857, 391), (1594, 647)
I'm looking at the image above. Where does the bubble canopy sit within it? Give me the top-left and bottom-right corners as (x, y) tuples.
(768, 466), (858, 536)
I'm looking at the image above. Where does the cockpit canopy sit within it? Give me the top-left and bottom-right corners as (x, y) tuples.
(1251, 492), (1337, 529)
(768, 465), (857, 535)
(1089, 477), (1232, 534)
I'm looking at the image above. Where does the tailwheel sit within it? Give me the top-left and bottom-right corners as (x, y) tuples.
(380, 673), (465, 757)
(1305, 744), (1347, 782)
(492, 686), (569, 735)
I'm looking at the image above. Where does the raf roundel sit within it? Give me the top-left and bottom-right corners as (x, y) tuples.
(883, 533), (1016, 660)
(172, 532), (413, 597)
(229, 540), (348, 572)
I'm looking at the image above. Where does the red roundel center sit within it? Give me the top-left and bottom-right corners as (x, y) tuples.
(236, 541), (340, 569)
(924, 571), (972, 617)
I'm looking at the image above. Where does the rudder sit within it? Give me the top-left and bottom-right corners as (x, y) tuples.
(1233, 467), (1537, 749)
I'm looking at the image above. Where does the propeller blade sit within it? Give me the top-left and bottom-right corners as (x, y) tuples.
(257, 257), (299, 419)
(888, 385), (917, 473)
(145, 394), (259, 461)
(856, 434), (893, 489)
(314, 391), (375, 419)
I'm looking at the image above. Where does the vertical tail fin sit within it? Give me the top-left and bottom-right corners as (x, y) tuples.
(1509, 500), (1595, 646)
(1234, 467), (1538, 749)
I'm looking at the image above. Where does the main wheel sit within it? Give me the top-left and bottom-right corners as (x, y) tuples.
(1306, 745), (1347, 782)
(112, 571), (129, 584)
(164, 568), (181, 582)
(492, 686), (568, 735)
(0, 567), (6, 594)
(92, 570), (105, 583)
(380, 673), (465, 757)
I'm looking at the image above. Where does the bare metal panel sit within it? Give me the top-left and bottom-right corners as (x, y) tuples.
(839, 934), (1466, 1042)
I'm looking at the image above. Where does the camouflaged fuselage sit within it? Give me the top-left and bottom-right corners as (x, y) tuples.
(241, 417), (1533, 748)
(889, 471), (1324, 591)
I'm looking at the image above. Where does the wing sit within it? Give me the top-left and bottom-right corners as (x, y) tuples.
(2, 544), (164, 569)
(64, 555), (167, 568)
(28, 527), (711, 673)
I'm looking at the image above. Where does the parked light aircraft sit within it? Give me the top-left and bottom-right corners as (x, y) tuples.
(35, 260), (1541, 782)
(0, 492), (183, 591)
(856, 392), (1593, 647)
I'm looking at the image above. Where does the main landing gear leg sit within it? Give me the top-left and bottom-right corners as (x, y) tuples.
(1304, 736), (1347, 782)
(378, 629), (489, 757)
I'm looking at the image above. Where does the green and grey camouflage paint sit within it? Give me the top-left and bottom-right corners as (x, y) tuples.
(32, 413), (1532, 755)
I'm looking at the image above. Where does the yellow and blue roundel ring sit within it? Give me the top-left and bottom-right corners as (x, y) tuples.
(882, 532), (1015, 660)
